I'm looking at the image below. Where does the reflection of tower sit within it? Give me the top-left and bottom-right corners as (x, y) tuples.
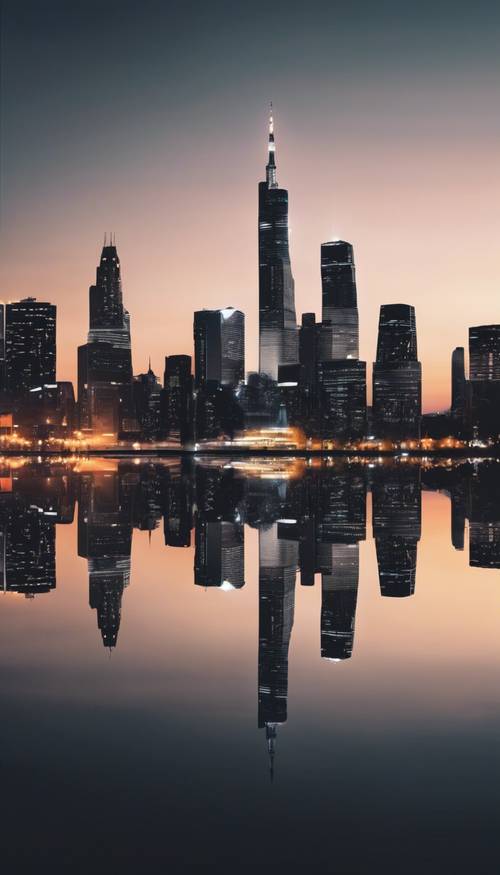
(258, 522), (297, 779)
(316, 466), (365, 660)
(162, 464), (193, 547)
(468, 463), (500, 569)
(78, 470), (132, 648)
(372, 464), (421, 597)
(195, 519), (245, 589)
(259, 107), (298, 379)
(0, 495), (56, 597)
(319, 543), (359, 661)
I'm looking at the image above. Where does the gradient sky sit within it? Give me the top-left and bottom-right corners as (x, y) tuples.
(1, 0), (499, 410)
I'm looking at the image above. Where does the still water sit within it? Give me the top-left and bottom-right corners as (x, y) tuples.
(1, 456), (499, 874)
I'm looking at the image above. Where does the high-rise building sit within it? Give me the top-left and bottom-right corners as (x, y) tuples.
(320, 240), (359, 361)
(133, 362), (161, 439)
(162, 355), (193, 444)
(451, 347), (466, 416)
(468, 325), (500, 439)
(469, 325), (500, 381)
(78, 241), (136, 436)
(193, 308), (244, 389)
(372, 304), (422, 440)
(259, 108), (298, 379)
(0, 303), (6, 392)
(317, 359), (366, 441)
(5, 298), (56, 398)
(88, 238), (131, 350)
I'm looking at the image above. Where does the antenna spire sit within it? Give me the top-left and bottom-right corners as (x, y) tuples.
(266, 102), (277, 189)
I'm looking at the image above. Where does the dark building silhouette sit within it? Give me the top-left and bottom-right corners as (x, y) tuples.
(78, 342), (132, 436)
(468, 325), (500, 439)
(5, 298), (56, 399)
(468, 463), (500, 569)
(0, 303), (6, 392)
(133, 363), (161, 439)
(317, 359), (366, 441)
(16, 381), (75, 438)
(161, 355), (193, 445)
(258, 521), (297, 779)
(372, 463), (421, 597)
(320, 240), (359, 361)
(372, 304), (422, 440)
(451, 346), (466, 423)
(162, 463), (193, 547)
(0, 497), (56, 597)
(319, 543), (359, 660)
(78, 470), (133, 648)
(194, 308), (244, 389)
(195, 381), (243, 442)
(239, 372), (280, 429)
(259, 108), (298, 379)
(88, 238), (131, 349)
(78, 241), (136, 437)
(195, 519), (245, 589)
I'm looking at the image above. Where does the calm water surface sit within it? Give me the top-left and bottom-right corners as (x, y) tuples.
(1, 457), (499, 873)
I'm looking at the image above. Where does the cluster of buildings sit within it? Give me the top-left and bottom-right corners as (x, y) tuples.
(2, 456), (499, 774)
(1, 112), (498, 445)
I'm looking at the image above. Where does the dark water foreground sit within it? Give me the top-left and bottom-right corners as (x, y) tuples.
(0, 456), (499, 874)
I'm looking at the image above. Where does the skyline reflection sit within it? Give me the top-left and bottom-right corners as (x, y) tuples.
(1, 456), (499, 780)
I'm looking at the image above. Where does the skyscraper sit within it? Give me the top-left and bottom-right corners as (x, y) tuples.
(0, 303), (6, 392)
(5, 298), (56, 398)
(320, 240), (359, 360)
(469, 325), (500, 381)
(78, 241), (136, 436)
(468, 325), (500, 439)
(451, 346), (466, 421)
(193, 308), (244, 388)
(372, 304), (422, 440)
(317, 359), (367, 441)
(88, 238), (131, 350)
(259, 108), (298, 379)
(162, 354), (193, 444)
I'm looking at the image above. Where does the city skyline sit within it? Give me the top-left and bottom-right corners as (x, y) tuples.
(1, 1), (499, 412)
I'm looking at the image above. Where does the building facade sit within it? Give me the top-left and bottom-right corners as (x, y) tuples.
(320, 240), (359, 361)
(5, 298), (56, 398)
(372, 304), (422, 440)
(259, 109), (298, 379)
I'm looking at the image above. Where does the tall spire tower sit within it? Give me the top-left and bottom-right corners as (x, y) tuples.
(258, 107), (298, 379)
(266, 103), (277, 189)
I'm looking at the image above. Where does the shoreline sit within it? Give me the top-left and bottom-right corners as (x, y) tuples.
(0, 447), (497, 459)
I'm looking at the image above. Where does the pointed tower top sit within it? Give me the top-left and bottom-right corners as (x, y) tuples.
(266, 102), (278, 189)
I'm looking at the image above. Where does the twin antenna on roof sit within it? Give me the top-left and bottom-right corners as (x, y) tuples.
(103, 232), (116, 246)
